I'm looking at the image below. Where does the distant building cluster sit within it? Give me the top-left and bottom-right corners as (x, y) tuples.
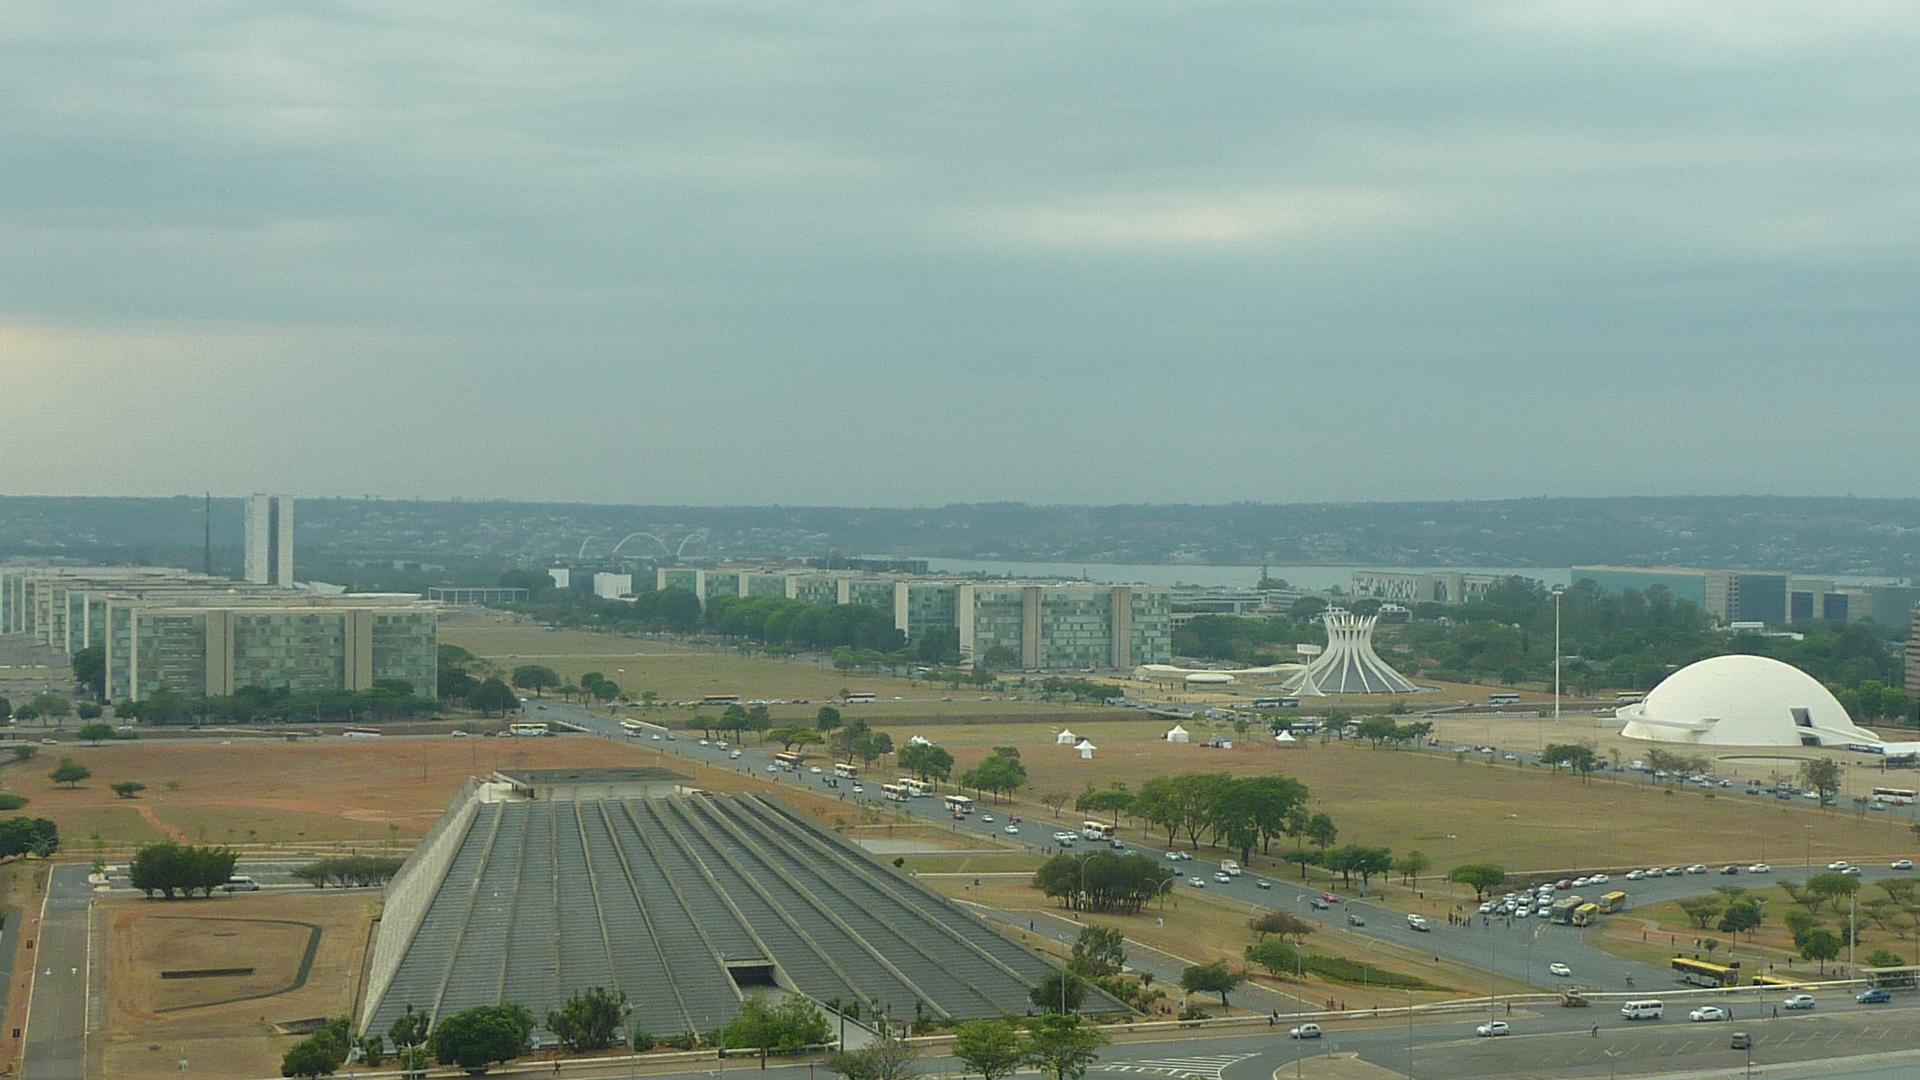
(0, 565), (438, 703)
(651, 566), (1172, 670)
(1572, 565), (1920, 626)
(1349, 570), (1522, 606)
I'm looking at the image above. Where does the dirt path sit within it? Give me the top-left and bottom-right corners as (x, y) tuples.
(131, 804), (189, 844)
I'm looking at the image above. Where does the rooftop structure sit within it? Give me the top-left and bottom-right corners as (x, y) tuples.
(427, 586), (530, 607)
(1617, 654), (1879, 747)
(360, 780), (1119, 1041)
(1350, 570), (1529, 606)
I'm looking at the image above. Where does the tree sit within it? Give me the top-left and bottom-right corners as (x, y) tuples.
(281, 1038), (343, 1078)
(49, 758), (90, 789)
(1244, 937), (1301, 979)
(0, 697), (10, 724)
(466, 678), (518, 717)
(76, 702), (103, 720)
(11, 745), (34, 763)
(547, 986), (627, 1052)
(127, 842), (238, 898)
(1076, 784), (1135, 826)
(1069, 925), (1126, 977)
(1866, 948), (1904, 968)
(388, 1005), (431, 1051)
(1718, 899), (1763, 941)
(1677, 897), (1723, 931)
(719, 995), (830, 1053)
(1448, 863), (1506, 902)
(77, 722), (116, 744)
(1355, 716), (1397, 748)
(952, 1018), (1025, 1080)
(1250, 910), (1315, 946)
(1022, 1014), (1108, 1080)
(1799, 928), (1842, 973)
(979, 645), (1021, 672)
(0, 818), (59, 859)
(1783, 908), (1818, 946)
(510, 665), (560, 698)
(29, 692), (70, 722)
(1798, 758), (1843, 807)
(1395, 850), (1431, 888)
(1306, 813), (1338, 857)
(430, 1003), (534, 1073)
(816, 705), (843, 733)
(1030, 971), (1085, 1014)
(1807, 871), (1862, 910)
(1179, 959), (1241, 1008)
(72, 647), (106, 698)
(111, 781), (146, 800)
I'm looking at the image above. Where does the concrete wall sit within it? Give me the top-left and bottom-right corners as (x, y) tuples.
(358, 777), (487, 1033)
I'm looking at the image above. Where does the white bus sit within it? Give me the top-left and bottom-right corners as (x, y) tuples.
(844, 692), (876, 704)
(1488, 692), (1521, 705)
(509, 722), (550, 737)
(774, 751), (802, 772)
(896, 777), (930, 797)
(341, 728), (381, 739)
(881, 783), (911, 802)
(943, 794), (974, 815)
(700, 694), (742, 706)
(619, 718), (648, 737)
(1081, 821), (1116, 841)
(1872, 787), (1918, 805)
(833, 762), (860, 779)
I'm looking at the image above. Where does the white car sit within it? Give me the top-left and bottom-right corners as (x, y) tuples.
(699, 739), (710, 746)
(1688, 1006), (1728, 1022)
(809, 766), (823, 774)
(1549, 963), (1572, 977)
(717, 740), (728, 749)
(1289, 1023), (1322, 1040)
(729, 750), (742, 759)
(1893, 860), (1914, 870)
(1572, 877), (1590, 888)
(1749, 863), (1771, 873)
(651, 734), (662, 741)
(1004, 824), (1020, 835)
(1188, 877), (1206, 888)
(981, 815), (994, 823)
(851, 785), (863, 794)
(765, 764), (778, 772)
(1828, 860), (1851, 871)
(1686, 864), (1708, 874)
(1213, 871), (1231, 883)
(1475, 1021), (1510, 1037)
(1782, 994), (1815, 1011)
(450, 730), (469, 738)
(1590, 873), (1610, 884)
(1478, 901), (1493, 914)
(1626, 870), (1645, 881)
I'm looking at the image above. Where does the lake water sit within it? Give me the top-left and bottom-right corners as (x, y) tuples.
(912, 558), (1574, 591)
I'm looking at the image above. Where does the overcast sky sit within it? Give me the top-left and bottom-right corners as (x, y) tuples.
(2, 3), (1915, 506)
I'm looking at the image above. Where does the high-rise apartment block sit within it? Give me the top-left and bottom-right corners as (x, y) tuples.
(244, 493), (294, 586)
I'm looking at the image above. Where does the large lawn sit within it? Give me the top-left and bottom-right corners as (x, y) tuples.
(869, 718), (1916, 879)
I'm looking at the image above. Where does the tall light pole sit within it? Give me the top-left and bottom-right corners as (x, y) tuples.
(1552, 585), (1564, 726)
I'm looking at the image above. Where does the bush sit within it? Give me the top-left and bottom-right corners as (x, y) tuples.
(0, 794), (28, 811)
(631, 1027), (657, 1052)
(1301, 954), (1443, 990)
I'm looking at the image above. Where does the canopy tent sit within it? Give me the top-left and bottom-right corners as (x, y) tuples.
(1055, 729), (1080, 745)
(1164, 724), (1190, 743)
(1075, 739), (1097, 759)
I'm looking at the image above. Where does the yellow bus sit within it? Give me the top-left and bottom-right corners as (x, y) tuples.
(773, 751), (802, 771)
(1749, 974), (1807, 989)
(1599, 890), (1628, 912)
(1571, 902), (1601, 927)
(1672, 957), (1740, 988)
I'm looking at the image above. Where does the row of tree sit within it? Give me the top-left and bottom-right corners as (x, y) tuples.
(123, 684), (439, 726)
(291, 855), (406, 888)
(706, 594), (907, 654)
(129, 842), (240, 899)
(1032, 852), (1176, 914)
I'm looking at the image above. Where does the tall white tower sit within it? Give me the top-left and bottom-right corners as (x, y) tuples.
(243, 493), (294, 586)
(1283, 609), (1419, 695)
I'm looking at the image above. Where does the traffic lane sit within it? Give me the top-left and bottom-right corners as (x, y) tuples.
(22, 864), (94, 1080)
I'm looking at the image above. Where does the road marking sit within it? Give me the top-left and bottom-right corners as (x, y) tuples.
(1098, 1053), (1257, 1080)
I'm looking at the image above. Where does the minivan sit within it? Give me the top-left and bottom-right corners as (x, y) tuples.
(1619, 1000), (1664, 1020)
(222, 875), (261, 892)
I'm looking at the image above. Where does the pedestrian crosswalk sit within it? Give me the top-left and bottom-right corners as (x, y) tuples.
(1097, 1053), (1258, 1080)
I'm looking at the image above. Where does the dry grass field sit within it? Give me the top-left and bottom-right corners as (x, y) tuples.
(98, 892), (379, 1080)
(870, 718), (1915, 877)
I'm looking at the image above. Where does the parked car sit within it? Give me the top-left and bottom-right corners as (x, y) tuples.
(1289, 1023), (1322, 1040)
(1475, 1021), (1510, 1037)
(1688, 1006), (1727, 1022)
(1781, 994), (1815, 1011)
(1730, 1031), (1752, 1051)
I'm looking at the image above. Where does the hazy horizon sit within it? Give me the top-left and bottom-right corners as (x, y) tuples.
(4, 4), (1915, 505)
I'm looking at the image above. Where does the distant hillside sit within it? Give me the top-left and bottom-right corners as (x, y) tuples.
(1, 495), (1917, 578)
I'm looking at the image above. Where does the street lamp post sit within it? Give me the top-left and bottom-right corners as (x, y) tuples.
(1405, 987), (1415, 1079)
(1552, 586), (1564, 726)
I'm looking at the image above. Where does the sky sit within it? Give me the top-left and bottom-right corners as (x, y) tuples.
(2, 2), (1916, 506)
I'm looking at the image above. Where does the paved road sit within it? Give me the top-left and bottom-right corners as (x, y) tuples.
(20, 864), (90, 1080)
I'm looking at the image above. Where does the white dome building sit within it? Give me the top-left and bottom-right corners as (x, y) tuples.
(1616, 655), (1879, 748)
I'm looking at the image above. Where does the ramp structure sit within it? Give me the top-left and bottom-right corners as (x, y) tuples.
(1282, 609), (1420, 695)
(361, 779), (1122, 1041)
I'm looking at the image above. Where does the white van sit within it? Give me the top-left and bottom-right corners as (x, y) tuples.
(1221, 861), (1242, 877)
(221, 875), (261, 892)
(1619, 1000), (1664, 1020)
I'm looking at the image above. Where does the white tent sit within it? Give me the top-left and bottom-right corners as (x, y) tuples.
(1275, 730), (1298, 744)
(1164, 724), (1190, 743)
(1075, 739), (1097, 759)
(1055, 729), (1079, 745)
(908, 735), (935, 747)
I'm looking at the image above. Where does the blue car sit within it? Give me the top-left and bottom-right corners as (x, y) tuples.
(1857, 988), (1892, 1004)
